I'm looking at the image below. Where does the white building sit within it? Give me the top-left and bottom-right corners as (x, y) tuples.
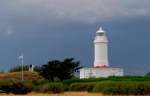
(29, 64), (34, 72)
(80, 27), (124, 79)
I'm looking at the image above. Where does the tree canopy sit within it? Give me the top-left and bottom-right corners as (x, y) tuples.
(8, 64), (41, 73)
(145, 71), (150, 76)
(39, 58), (83, 82)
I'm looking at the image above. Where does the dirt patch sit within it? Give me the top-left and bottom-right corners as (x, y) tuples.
(0, 92), (147, 96)
(0, 92), (103, 96)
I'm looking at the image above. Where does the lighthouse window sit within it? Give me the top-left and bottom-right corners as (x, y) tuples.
(102, 33), (105, 36)
(97, 33), (105, 36)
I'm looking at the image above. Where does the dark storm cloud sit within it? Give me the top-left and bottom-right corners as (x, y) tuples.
(0, 0), (150, 76)
(0, 0), (150, 38)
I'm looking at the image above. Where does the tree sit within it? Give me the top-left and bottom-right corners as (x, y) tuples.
(39, 58), (83, 82)
(8, 64), (42, 73)
(8, 65), (30, 73)
(57, 58), (83, 81)
(0, 69), (4, 74)
(39, 60), (60, 82)
(145, 71), (150, 76)
(33, 65), (41, 73)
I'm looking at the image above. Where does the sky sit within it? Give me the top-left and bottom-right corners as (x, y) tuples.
(0, 0), (150, 76)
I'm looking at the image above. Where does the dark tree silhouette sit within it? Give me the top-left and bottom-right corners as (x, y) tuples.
(39, 58), (83, 82)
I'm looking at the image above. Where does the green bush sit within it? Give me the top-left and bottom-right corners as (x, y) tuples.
(23, 81), (32, 84)
(37, 79), (50, 85)
(93, 81), (150, 95)
(54, 78), (61, 83)
(34, 85), (42, 92)
(63, 84), (69, 91)
(25, 83), (34, 92)
(9, 65), (42, 73)
(0, 81), (13, 94)
(8, 65), (30, 72)
(32, 80), (39, 86)
(34, 65), (42, 73)
(62, 76), (150, 86)
(40, 84), (50, 93)
(69, 82), (97, 92)
(62, 78), (83, 86)
(40, 83), (64, 93)
(11, 82), (32, 94)
(37, 78), (62, 85)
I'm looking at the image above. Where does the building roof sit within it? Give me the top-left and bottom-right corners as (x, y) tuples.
(90, 66), (117, 68)
(84, 65), (124, 69)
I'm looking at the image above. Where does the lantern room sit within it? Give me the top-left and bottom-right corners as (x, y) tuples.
(96, 27), (106, 36)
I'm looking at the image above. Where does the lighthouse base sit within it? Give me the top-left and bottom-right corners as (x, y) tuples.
(94, 60), (109, 67)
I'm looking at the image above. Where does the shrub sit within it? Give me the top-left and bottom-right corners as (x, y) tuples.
(23, 81), (32, 84)
(34, 65), (42, 73)
(41, 84), (50, 93)
(25, 83), (34, 92)
(8, 65), (42, 73)
(40, 83), (64, 93)
(8, 65), (30, 72)
(69, 82), (97, 92)
(62, 78), (82, 86)
(32, 80), (39, 86)
(54, 78), (61, 83)
(93, 81), (150, 95)
(99, 81), (118, 95)
(34, 85), (42, 92)
(11, 82), (31, 94)
(62, 76), (150, 86)
(37, 79), (50, 85)
(87, 83), (96, 92)
(63, 84), (69, 91)
(0, 81), (13, 94)
(48, 83), (64, 93)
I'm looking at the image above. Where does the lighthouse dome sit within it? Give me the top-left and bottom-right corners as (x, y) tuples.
(96, 27), (105, 33)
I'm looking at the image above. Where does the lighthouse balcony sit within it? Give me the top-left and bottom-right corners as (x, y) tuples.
(95, 36), (107, 40)
(94, 39), (108, 43)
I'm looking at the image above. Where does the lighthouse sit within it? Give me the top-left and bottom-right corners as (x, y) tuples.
(79, 27), (124, 79)
(94, 27), (109, 67)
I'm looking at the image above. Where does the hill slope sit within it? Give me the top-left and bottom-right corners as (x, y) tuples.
(0, 71), (44, 82)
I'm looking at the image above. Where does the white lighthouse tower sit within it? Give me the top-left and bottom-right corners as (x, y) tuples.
(94, 27), (109, 67)
(79, 27), (124, 79)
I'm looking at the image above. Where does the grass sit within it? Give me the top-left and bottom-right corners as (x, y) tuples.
(0, 92), (103, 96)
(0, 92), (148, 96)
(0, 71), (43, 82)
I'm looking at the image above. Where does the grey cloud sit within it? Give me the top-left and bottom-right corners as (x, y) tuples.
(13, 0), (150, 20)
(4, 25), (13, 36)
(0, 0), (150, 37)
(1, 0), (150, 22)
(0, 23), (13, 37)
